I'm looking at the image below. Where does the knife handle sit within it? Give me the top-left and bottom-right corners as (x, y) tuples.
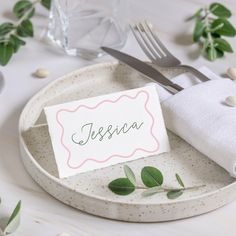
(171, 83), (184, 92)
(165, 83), (183, 94)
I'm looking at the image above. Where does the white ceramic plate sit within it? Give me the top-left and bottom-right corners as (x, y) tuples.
(19, 62), (236, 222)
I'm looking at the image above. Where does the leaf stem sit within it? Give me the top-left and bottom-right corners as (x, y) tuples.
(137, 184), (206, 191)
(2, 0), (41, 42)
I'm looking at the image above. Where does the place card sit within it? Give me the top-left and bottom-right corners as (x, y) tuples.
(44, 85), (170, 178)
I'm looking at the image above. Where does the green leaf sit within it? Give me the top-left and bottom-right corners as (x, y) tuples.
(4, 201), (21, 234)
(186, 8), (203, 21)
(9, 35), (26, 53)
(211, 18), (236, 37)
(214, 38), (233, 52)
(142, 186), (163, 197)
(141, 166), (163, 188)
(108, 178), (135, 195)
(193, 20), (205, 42)
(167, 190), (183, 199)
(41, 0), (51, 10)
(203, 39), (209, 51)
(175, 173), (185, 187)
(210, 3), (231, 18)
(0, 43), (14, 66)
(124, 165), (136, 186)
(216, 48), (224, 58)
(207, 46), (217, 61)
(13, 0), (35, 19)
(17, 20), (34, 37)
(0, 23), (14, 36)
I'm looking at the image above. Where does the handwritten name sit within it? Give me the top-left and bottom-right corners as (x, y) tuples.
(71, 121), (144, 146)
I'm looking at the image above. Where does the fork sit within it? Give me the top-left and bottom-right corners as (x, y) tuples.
(130, 21), (210, 82)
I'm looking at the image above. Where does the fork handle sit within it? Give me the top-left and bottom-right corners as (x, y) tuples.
(177, 65), (210, 82)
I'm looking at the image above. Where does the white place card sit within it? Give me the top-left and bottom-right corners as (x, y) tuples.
(44, 85), (170, 178)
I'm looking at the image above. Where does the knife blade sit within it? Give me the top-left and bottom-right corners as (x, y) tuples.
(101, 47), (183, 94)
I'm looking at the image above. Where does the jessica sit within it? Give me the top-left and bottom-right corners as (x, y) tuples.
(71, 121), (144, 146)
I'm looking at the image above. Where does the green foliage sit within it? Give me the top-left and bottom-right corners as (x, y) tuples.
(189, 2), (235, 61)
(175, 173), (185, 188)
(209, 3), (231, 18)
(0, 0), (51, 66)
(108, 178), (135, 195)
(0, 200), (21, 235)
(167, 190), (183, 199)
(124, 165), (136, 186)
(107, 165), (203, 200)
(0, 43), (14, 66)
(141, 166), (163, 187)
(41, 0), (51, 10)
(13, 0), (35, 19)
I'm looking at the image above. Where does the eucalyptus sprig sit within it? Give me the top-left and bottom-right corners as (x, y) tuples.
(0, 198), (21, 235)
(0, 0), (51, 66)
(108, 165), (205, 199)
(188, 2), (236, 61)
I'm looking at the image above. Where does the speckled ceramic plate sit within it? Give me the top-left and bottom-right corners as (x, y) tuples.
(19, 62), (236, 222)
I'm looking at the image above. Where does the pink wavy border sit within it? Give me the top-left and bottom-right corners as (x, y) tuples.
(56, 90), (159, 169)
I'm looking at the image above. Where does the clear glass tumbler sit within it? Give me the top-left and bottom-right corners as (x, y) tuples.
(47, 0), (128, 59)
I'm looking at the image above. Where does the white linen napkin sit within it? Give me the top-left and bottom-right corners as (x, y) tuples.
(147, 66), (236, 177)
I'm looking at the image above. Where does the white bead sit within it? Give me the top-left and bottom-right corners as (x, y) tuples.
(34, 68), (50, 78)
(225, 96), (236, 107)
(227, 67), (236, 80)
(57, 233), (71, 236)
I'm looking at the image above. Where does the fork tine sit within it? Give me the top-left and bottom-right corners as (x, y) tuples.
(129, 25), (156, 62)
(140, 22), (166, 58)
(136, 24), (162, 60)
(144, 20), (178, 60)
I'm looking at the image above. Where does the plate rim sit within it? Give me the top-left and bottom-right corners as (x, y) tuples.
(19, 61), (236, 206)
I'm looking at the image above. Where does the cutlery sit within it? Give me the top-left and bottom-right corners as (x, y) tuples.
(130, 21), (210, 82)
(101, 46), (183, 94)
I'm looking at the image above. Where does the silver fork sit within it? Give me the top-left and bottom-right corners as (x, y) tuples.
(130, 21), (210, 82)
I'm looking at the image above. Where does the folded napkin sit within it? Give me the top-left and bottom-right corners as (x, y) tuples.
(147, 66), (236, 177)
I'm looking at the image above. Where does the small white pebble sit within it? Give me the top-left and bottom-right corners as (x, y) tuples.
(225, 96), (236, 107)
(34, 68), (50, 78)
(57, 233), (71, 236)
(227, 67), (236, 80)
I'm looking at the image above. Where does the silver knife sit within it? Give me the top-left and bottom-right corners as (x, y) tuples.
(101, 47), (183, 94)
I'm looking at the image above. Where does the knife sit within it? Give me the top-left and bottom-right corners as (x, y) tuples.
(101, 47), (183, 94)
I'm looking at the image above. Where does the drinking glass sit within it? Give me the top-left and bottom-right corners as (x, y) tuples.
(47, 0), (129, 59)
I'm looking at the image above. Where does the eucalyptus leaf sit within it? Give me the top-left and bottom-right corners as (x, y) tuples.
(175, 173), (185, 187)
(214, 38), (233, 52)
(207, 46), (217, 61)
(17, 20), (34, 37)
(4, 201), (21, 234)
(41, 0), (51, 10)
(0, 23), (14, 36)
(211, 18), (236, 37)
(0, 43), (14, 66)
(186, 8), (203, 21)
(124, 165), (136, 186)
(13, 0), (35, 19)
(142, 186), (163, 197)
(210, 3), (231, 18)
(193, 19), (205, 42)
(108, 178), (135, 195)
(9, 35), (26, 53)
(167, 190), (183, 199)
(216, 48), (224, 58)
(141, 166), (163, 188)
